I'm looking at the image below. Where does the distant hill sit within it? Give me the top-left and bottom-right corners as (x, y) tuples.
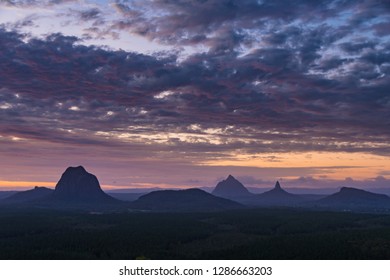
(106, 187), (162, 201)
(52, 166), (117, 204)
(251, 181), (304, 206)
(316, 187), (390, 211)
(106, 187), (164, 193)
(131, 188), (244, 212)
(212, 175), (254, 203)
(0, 191), (18, 200)
(4, 187), (53, 203)
(108, 192), (146, 202)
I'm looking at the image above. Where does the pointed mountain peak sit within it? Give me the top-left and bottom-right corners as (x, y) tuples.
(263, 180), (289, 195)
(212, 175), (251, 199)
(256, 180), (299, 205)
(227, 174), (236, 180)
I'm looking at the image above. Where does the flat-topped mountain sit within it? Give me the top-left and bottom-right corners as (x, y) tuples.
(212, 175), (254, 202)
(5, 186), (53, 203)
(131, 188), (244, 212)
(317, 187), (390, 210)
(52, 166), (116, 203)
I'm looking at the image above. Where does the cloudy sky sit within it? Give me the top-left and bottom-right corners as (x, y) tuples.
(0, 0), (389, 190)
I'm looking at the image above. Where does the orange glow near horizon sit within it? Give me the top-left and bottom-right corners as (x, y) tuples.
(0, 181), (190, 191)
(201, 152), (390, 180)
(0, 152), (388, 190)
(101, 182), (191, 190)
(0, 181), (56, 191)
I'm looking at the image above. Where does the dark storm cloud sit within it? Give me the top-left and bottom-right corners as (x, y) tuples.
(0, 30), (173, 99)
(110, 0), (386, 50)
(2, 0), (76, 6)
(1, 0), (389, 159)
(339, 41), (376, 54)
(373, 21), (390, 36)
(78, 8), (102, 21)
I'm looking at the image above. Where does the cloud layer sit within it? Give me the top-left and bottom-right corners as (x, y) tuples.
(0, 0), (389, 187)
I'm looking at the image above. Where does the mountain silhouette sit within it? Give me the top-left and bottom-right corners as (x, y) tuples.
(252, 181), (304, 206)
(316, 187), (390, 210)
(0, 191), (17, 200)
(131, 188), (244, 212)
(212, 175), (254, 202)
(3, 166), (390, 214)
(52, 166), (116, 203)
(5, 186), (53, 203)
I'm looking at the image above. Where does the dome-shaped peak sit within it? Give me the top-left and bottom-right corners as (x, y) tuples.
(75, 165), (86, 170)
(64, 166), (87, 174)
(338, 187), (366, 195)
(73, 165), (86, 171)
(227, 174), (236, 180)
(53, 165), (115, 203)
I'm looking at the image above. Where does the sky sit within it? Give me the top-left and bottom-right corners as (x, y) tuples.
(0, 0), (389, 191)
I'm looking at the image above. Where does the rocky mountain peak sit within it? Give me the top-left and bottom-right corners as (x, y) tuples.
(53, 166), (114, 202)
